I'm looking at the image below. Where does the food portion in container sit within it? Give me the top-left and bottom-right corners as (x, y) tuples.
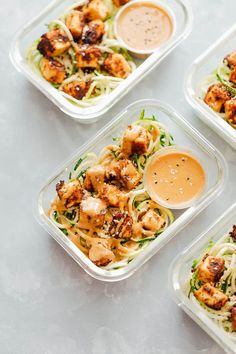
(27, 0), (136, 107)
(188, 225), (236, 336)
(26, 0), (175, 107)
(144, 148), (205, 209)
(201, 49), (236, 129)
(48, 110), (177, 270)
(115, 0), (174, 55)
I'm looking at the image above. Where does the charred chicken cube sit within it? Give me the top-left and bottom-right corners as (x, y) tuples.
(194, 283), (228, 310)
(79, 196), (106, 228)
(109, 212), (133, 239)
(84, 165), (106, 191)
(63, 80), (92, 100)
(121, 124), (151, 156)
(112, 0), (129, 7)
(197, 256), (225, 284)
(88, 238), (115, 266)
(65, 10), (85, 40)
(83, 0), (108, 21)
(76, 46), (101, 69)
(98, 184), (128, 207)
(229, 67), (236, 84)
(231, 305), (236, 331)
(104, 53), (131, 79)
(37, 29), (71, 57)
(230, 225), (236, 241)
(82, 19), (105, 44)
(225, 51), (236, 68)
(113, 159), (141, 190)
(56, 180), (83, 208)
(39, 57), (66, 84)
(141, 210), (165, 232)
(225, 98), (236, 125)
(204, 83), (231, 113)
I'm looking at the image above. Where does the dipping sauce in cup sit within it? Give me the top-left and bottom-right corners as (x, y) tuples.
(114, 0), (174, 56)
(144, 147), (206, 209)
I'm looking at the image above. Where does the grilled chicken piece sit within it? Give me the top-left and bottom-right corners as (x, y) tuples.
(65, 10), (85, 40)
(83, 0), (108, 21)
(204, 83), (231, 113)
(98, 184), (128, 207)
(56, 180), (83, 208)
(112, 159), (141, 190)
(197, 256), (225, 284)
(141, 210), (165, 232)
(76, 46), (101, 69)
(104, 53), (131, 79)
(88, 238), (115, 266)
(231, 305), (236, 331)
(194, 283), (228, 310)
(229, 67), (236, 84)
(37, 29), (71, 57)
(112, 0), (129, 7)
(109, 212), (133, 239)
(225, 51), (236, 68)
(63, 80), (92, 100)
(230, 225), (236, 242)
(84, 165), (106, 191)
(79, 196), (106, 228)
(82, 19), (105, 44)
(225, 98), (236, 125)
(121, 124), (151, 156)
(39, 57), (66, 84)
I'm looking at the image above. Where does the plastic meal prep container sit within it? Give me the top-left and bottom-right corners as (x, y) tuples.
(170, 202), (236, 354)
(36, 99), (227, 281)
(10, 0), (192, 123)
(184, 24), (236, 150)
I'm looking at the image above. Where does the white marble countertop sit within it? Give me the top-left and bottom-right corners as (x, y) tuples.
(1, 0), (236, 353)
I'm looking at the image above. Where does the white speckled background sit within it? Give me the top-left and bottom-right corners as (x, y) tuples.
(1, 0), (236, 353)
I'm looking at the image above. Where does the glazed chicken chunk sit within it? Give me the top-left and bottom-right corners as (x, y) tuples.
(39, 57), (66, 84)
(197, 256), (225, 284)
(83, 0), (108, 21)
(113, 159), (141, 190)
(141, 210), (165, 232)
(204, 83), (231, 113)
(104, 53), (131, 79)
(112, 0), (129, 7)
(65, 10), (85, 40)
(82, 19), (105, 44)
(194, 283), (228, 310)
(229, 67), (236, 84)
(109, 212), (133, 239)
(231, 305), (236, 331)
(63, 80), (92, 100)
(76, 46), (101, 69)
(98, 184), (128, 208)
(84, 165), (106, 191)
(37, 29), (71, 57)
(88, 238), (115, 266)
(56, 180), (83, 208)
(121, 124), (151, 156)
(79, 196), (106, 228)
(225, 51), (236, 68)
(230, 225), (236, 241)
(224, 98), (236, 125)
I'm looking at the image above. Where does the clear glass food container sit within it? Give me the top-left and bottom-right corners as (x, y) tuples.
(36, 99), (227, 281)
(170, 202), (236, 354)
(9, 0), (192, 123)
(184, 24), (236, 150)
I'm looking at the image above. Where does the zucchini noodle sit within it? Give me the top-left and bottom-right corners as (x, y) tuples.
(48, 111), (175, 270)
(188, 226), (236, 337)
(26, 0), (137, 107)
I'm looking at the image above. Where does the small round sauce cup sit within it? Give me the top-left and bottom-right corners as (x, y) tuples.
(114, 0), (176, 58)
(143, 146), (207, 209)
